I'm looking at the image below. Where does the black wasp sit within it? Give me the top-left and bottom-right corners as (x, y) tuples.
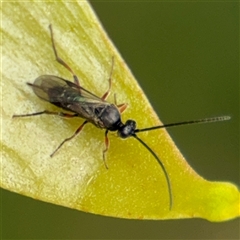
(13, 24), (230, 210)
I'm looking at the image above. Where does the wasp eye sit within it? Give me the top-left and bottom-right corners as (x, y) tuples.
(118, 120), (136, 138)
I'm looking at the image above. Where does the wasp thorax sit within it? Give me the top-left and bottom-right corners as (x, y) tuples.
(100, 104), (122, 131)
(118, 120), (136, 138)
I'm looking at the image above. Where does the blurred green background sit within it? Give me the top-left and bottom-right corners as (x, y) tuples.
(2, 1), (239, 239)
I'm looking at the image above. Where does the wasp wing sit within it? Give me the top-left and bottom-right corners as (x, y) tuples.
(28, 75), (114, 123)
(28, 75), (105, 103)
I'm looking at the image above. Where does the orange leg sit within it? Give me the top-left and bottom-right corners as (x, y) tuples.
(13, 110), (78, 118)
(50, 120), (88, 157)
(49, 24), (80, 86)
(117, 103), (128, 114)
(113, 93), (128, 113)
(101, 57), (114, 100)
(102, 130), (109, 169)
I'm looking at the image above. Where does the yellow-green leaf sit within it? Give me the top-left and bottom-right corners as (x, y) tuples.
(1, 0), (239, 221)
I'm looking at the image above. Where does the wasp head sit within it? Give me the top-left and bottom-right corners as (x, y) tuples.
(117, 120), (136, 139)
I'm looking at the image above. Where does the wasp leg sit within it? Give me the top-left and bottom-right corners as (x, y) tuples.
(13, 110), (78, 118)
(50, 120), (88, 157)
(114, 93), (117, 105)
(49, 24), (80, 86)
(102, 130), (109, 169)
(101, 57), (114, 100)
(117, 103), (128, 114)
(113, 93), (128, 114)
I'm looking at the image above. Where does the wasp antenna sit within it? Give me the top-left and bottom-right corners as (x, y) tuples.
(135, 116), (231, 133)
(132, 134), (173, 210)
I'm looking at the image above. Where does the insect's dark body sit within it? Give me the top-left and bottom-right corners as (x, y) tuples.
(31, 75), (125, 132)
